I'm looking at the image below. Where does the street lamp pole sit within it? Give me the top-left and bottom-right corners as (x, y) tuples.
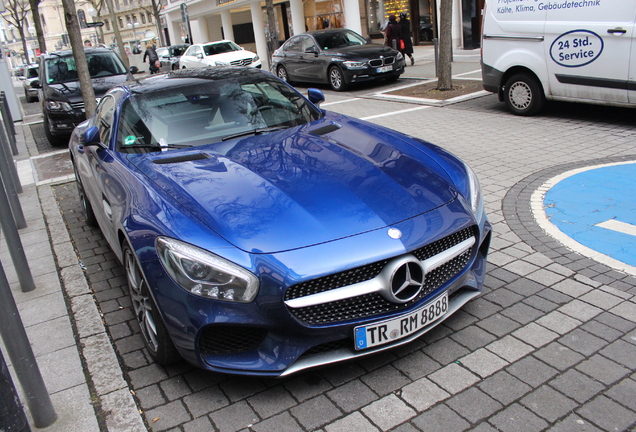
(126, 20), (139, 53)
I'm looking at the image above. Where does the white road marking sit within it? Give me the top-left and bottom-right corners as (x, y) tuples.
(322, 98), (360, 106)
(596, 219), (636, 237)
(361, 106), (429, 120)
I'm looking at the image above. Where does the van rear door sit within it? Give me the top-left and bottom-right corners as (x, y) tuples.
(544, 3), (636, 104)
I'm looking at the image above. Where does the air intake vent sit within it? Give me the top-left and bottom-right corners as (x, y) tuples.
(153, 153), (209, 164)
(309, 123), (341, 136)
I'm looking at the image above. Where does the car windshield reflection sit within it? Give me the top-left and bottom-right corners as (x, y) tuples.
(117, 76), (322, 152)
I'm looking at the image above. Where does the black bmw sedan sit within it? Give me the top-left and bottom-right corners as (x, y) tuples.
(271, 28), (405, 91)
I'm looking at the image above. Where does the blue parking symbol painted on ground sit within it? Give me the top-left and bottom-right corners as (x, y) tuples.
(544, 163), (636, 267)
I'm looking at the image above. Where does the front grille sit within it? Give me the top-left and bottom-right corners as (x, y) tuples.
(70, 101), (84, 110)
(368, 57), (395, 68)
(230, 58), (253, 66)
(199, 326), (267, 355)
(286, 227), (475, 325)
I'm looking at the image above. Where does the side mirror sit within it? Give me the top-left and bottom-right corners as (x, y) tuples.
(307, 88), (325, 106)
(196, 53), (204, 60)
(365, 37), (372, 44)
(31, 79), (41, 89)
(305, 46), (319, 55)
(82, 126), (103, 147)
(129, 66), (139, 74)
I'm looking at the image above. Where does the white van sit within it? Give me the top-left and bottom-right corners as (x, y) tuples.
(481, 1), (636, 115)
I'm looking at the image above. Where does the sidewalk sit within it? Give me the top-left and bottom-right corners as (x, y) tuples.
(0, 115), (145, 431)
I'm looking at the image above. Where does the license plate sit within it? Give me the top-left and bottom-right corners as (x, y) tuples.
(354, 292), (448, 350)
(376, 65), (392, 73)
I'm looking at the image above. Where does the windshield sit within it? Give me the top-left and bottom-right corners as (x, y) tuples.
(203, 41), (241, 56)
(45, 52), (127, 84)
(116, 76), (322, 152)
(315, 31), (367, 49)
(171, 45), (188, 57)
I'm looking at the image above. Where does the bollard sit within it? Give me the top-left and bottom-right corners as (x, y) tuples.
(0, 92), (18, 156)
(0, 348), (32, 432)
(0, 261), (56, 428)
(0, 113), (23, 195)
(0, 173), (34, 292)
(433, 38), (438, 77)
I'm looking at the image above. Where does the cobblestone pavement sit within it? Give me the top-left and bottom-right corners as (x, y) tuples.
(47, 91), (636, 432)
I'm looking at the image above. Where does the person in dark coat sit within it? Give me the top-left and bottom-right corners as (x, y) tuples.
(143, 42), (159, 74)
(399, 13), (415, 65)
(384, 15), (401, 51)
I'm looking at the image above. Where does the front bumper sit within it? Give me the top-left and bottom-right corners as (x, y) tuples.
(145, 197), (491, 377)
(342, 62), (405, 84)
(45, 109), (85, 136)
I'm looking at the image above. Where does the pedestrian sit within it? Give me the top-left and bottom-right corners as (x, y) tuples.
(143, 42), (159, 74)
(84, 40), (92, 47)
(399, 13), (415, 65)
(384, 15), (401, 51)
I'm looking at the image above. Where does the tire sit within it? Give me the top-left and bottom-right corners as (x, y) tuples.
(43, 115), (69, 147)
(73, 164), (98, 227)
(24, 90), (35, 103)
(503, 73), (545, 116)
(124, 244), (180, 365)
(385, 74), (400, 84)
(277, 65), (291, 84)
(328, 66), (347, 91)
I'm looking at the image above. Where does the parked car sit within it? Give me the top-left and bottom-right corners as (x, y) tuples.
(419, 16), (433, 41)
(179, 40), (261, 69)
(68, 67), (491, 376)
(21, 63), (40, 102)
(156, 43), (190, 72)
(271, 28), (406, 91)
(34, 47), (134, 146)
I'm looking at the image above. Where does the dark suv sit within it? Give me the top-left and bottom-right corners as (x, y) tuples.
(35, 47), (132, 146)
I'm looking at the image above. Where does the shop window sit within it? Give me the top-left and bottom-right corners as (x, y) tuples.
(148, 12), (153, 23)
(366, 0), (410, 36)
(304, 0), (344, 31)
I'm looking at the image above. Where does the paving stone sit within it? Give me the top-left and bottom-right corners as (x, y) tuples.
(401, 377), (450, 411)
(392, 350), (441, 380)
(248, 386), (297, 419)
(478, 370), (532, 405)
(486, 335), (534, 363)
(446, 387), (502, 424)
(144, 400), (191, 431)
(533, 342), (584, 371)
(580, 290), (624, 310)
(513, 322), (560, 348)
(182, 416), (215, 432)
(609, 301), (636, 324)
(362, 394), (416, 430)
(421, 336), (470, 365)
(160, 376), (192, 401)
(546, 414), (603, 432)
(461, 297), (502, 319)
(289, 395), (342, 430)
(251, 412), (303, 432)
(411, 404), (470, 432)
(284, 373), (333, 402)
(576, 395), (636, 432)
(489, 403), (549, 432)
(210, 401), (258, 432)
(558, 299), (603, 322)
(520, 385), (578, 422)
(536, 311), (581, 335)
(324, 412), (379, 432)
(500, 302), (545, 325)
(549, 370), (605, 404)
(360, 364), (411, 396)
(449, 325), (498, 351)
(428, 363), (480, 395)
(605, 377), (636, 411)
(557, 328), (608, 357)
(183, 386), (229, 418)
(595, 311), (636, 333)
(523, 295), (560, 313)
(220, 376), (267, 403)
(505, 356), (558, 388)
(484, 288), (525, 308)
(327, 379), (378, 413)
(576, 354), (630, 385)
(477, 313), (522, 337)
(135, 384), (166, 410)
(459, 348), (508, 378)
(580, 319), (624, 342)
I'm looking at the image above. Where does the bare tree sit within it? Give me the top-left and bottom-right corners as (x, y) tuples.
(136, 0), (166, 46)
(60, 0), (97, 117)
(437, 0), (452, 90)
(2, 0), (31, 63)
(28, 0), (47, 53)
(265, 0), (278, 58)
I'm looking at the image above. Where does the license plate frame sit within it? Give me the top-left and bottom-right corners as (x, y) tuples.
(376, 65), (392, 73)
(354, 292), (448, 350)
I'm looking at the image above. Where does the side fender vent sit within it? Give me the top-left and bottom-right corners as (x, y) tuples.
(309, 123), (341, 136)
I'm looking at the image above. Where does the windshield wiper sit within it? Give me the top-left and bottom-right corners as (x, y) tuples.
(221, 126), (288, 141)
(123, 143), (192, 150)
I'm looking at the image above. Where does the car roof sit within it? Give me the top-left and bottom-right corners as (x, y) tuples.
(304, 28), (356, 37)
(41, 47), (117, 58)
(123, 67), (271, 94)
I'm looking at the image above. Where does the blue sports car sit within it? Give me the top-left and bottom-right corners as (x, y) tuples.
(69, 67), (491, 376)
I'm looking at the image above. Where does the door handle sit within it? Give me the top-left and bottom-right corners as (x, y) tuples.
(607, 28), (627, 34)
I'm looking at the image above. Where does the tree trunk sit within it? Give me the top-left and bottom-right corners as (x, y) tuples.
(265, 0), (278, 60)
(60, 0), (97, 118)
(29, 0), (47, 54)
(437, 0), (452, 91)
(18, 27), (30, 63)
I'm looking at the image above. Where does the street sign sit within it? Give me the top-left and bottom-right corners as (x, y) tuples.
(86, 22), (104, 27)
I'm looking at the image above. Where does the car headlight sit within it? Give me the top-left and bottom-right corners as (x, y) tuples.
(343, 61), (367, 69)
(464, 162), (484, 222)
(396, 52), (404, 61)
(253, 55), (259, 61)
(46, 100), (72, 111)
(215, 61), (230, 66)
(156, 237), (259, 303)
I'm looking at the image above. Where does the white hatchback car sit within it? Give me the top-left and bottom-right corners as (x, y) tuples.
(179, 40), (261, 69)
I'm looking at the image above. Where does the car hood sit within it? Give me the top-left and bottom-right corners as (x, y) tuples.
(203, 50), (256, 64)
(325, 43), (399, 59)
(44, 74), (129, 104)
(129, 116), (458, 254)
